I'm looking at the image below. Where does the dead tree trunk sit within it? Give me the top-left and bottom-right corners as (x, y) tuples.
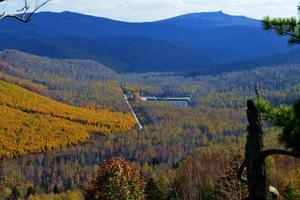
(245, 99), (268, 200)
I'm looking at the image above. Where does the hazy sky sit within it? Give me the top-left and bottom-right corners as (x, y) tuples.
(1, 0), (300, 22)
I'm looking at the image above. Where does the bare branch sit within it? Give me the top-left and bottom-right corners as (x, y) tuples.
(255, 83), (260, 100)
(0, 0), (51, 23)
(238, 148), (297, 196)
(0, 13), (31, 22)
(25, 0), (51, 22)
(261, 149), (300, 160)
(237, 159), (248, 184)
(17, 0), (29, 12)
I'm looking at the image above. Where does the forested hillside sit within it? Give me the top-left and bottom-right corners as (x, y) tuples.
(0, 80), (136, 158)
(195, 48), (300, 75)
(0, 50), (118, 80)
(2, 61), (300, 198)
(123, 64), (300, 106)
(0, 50), (125, 111)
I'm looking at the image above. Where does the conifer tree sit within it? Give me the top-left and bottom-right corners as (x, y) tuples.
(263, 4), (300, 44)
(145, 178), (165, 200)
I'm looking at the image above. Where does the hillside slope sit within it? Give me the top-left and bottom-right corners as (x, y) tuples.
(181, 47), (300, 76)
(0, 50), (126, 111)
(0, 49), (118, 81)
(0, 80), (136, 158)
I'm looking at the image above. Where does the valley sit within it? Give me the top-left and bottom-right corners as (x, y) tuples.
(1, 48), (300, 199)
(0, 8), (300, 200)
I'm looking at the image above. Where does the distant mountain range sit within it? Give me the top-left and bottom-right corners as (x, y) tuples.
(157, 11), (260, 28)
(0, 11), (297, 73)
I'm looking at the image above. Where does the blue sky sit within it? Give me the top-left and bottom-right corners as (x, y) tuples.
(1, 0), (300, 22)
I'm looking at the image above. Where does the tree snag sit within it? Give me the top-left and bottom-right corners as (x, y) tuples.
(245, 99), (268, 200)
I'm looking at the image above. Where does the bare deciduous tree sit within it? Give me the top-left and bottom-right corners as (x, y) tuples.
(0, 0), (51, 23)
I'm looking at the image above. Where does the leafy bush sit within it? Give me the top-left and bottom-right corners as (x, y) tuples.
(82, 158), (145, 200)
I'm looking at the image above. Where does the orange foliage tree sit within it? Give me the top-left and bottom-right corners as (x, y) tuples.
(82, 158), (145, 200)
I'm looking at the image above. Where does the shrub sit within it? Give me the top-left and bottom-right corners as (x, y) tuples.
(82, 158), (145, 200)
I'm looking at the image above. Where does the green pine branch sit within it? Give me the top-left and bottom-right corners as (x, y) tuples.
(263, 4), (300, 44)
(257, 99), (300, 153)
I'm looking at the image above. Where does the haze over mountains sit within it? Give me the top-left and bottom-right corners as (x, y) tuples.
(0, 11), (297, 74)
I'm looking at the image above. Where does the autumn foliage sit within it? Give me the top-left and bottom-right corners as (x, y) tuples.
(0, 80), (136, 158)
(82, 158), (145, 200)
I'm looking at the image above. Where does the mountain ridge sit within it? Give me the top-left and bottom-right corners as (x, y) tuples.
(157, 11), (260, 29)
(0, 11), (296, 73)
